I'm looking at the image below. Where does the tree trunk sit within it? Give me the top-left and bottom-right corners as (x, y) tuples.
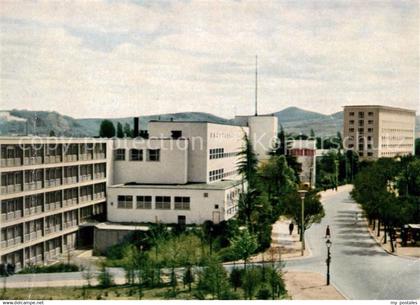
(377, 220), (381, 237)
(390, 227), (395, 252)
(383, 225), (387, 244)
(372, 219), (376, 230)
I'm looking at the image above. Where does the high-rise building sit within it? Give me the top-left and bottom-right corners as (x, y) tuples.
(0, 138), (109, 269)
(343, 105), (416, 160)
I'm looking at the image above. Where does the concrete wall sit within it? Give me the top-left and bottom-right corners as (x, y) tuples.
(248, 116), (278, 161)
(93, 227), (132, 254)
(107, 183), (242, 224)
(112, 138), (188, 185)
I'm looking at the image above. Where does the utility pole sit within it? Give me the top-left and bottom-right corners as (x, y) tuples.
(298, 190), (307, 256)
(255, 55), (258, 116)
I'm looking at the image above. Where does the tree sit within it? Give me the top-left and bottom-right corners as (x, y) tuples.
(242, 268), (261, 299)
(237, 133), (258, 188)
(97, 264), (114, 288)
(123, 123), (133, 138)
(229, 268), (243, 291)
(99, 120), (115, 138)
(117, 122), (124, 138)
(197, 256), (231, 299)
(49, 130), (56, 137)
(229, 228), (258, 269)
(283, 189), (325, 239)
(415, 138), (420, 156)
(183, 265), (194, 292)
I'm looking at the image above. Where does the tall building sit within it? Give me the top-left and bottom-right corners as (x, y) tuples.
(0, 138), (109, 269)
(343, 105), (416, 160)
(287, 140), (316, 188)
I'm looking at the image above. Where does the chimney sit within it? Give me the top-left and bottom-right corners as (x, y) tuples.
(133, 117), (139, 137)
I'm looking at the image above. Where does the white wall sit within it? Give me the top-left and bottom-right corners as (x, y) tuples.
(248, 116), (278, 161)
(112, 138), (188, 185)
(107, 183), (242, 224)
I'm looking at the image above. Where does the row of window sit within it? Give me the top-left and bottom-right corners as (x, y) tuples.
(117, 195), (191, 210)
(348, 128), (374, 133)
(114, 149), (160, 162)
(349, 111), (374, 118)
(209, 168), (224, 182)
(209, 148), (239, 160)
(381, 128), (413, 133)
(349, 120), (374, 126)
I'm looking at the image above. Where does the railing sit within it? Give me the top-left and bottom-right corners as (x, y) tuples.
(93, 153), (106, 160)
(93, 192), (105, 200)
(45, 179), (61, 188)
(63, 198), (78, 207)
(44, 201), (61, 212)
(24, 230), (43, 242)
(1, 210), (23, 222)
(63, 154), (78, 162)
(44, 155), (62, 164)
(23, 181), (42, 191)
(79, 195), (93, 202)
(23, 157), (43, 165)
(94, 173), (106, 179)
(63, 176), (78, 185)
(79, 175), (92, 182)
(1, 184), (23, 194)
(45, 225), (61, 235)
(1, 236), (23, 249)
(63, 220), (77, 229)
(0, 158), (22, 167)
(24, 205), (43, 216)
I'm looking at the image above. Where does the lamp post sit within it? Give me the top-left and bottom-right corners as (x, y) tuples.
(298, 190), (307, 256)
(326, 239), (332, 285)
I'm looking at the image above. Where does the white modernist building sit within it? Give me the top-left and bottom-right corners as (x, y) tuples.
(287, 140), (316, 188)
(0, 115), (278, 267)
(107, 120), (250, 225)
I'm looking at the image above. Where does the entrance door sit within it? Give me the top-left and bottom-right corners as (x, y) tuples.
(212, 211), (220, 224)
(178, 215), (186, 225)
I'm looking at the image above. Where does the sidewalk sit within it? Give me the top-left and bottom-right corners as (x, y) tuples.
(283, 271), (345, 300)
(367, 224), (420, 259)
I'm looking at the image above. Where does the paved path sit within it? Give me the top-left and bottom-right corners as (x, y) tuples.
(284, 185), (420, 300)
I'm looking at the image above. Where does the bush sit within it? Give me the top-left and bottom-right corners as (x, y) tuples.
(217, 247), (241, 262)
(18, 263), (79, 274)
(257, 286), (271, 299)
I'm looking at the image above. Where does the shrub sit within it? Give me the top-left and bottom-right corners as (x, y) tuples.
(18, 263), (79, 274)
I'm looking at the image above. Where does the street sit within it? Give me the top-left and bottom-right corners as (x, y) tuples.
(284, 185), (420, 299)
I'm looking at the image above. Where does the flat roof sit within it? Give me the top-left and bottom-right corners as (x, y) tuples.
(94, 222), (149, 231)
(109, 179), (243, 190)
(343, 105), (416, 114)
(148, 120), (243, 127)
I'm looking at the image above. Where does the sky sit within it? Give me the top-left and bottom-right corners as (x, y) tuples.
(0, 0), (419, 119)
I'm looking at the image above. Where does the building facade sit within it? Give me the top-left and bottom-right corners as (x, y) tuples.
(0, 138), (110, 269)
(343, 105), (416, 160)
(287, 140), (316, 187)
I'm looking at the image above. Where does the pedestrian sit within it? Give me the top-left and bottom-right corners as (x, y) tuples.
(289, 222), (294, 235)
(325, 225), (331, 239)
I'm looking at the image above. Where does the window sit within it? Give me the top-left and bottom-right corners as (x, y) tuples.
(209, 148), (225, 159)
(368, 112), (374, 116)
(349, 128), (354, 132)
(368, 120), (373, 124)
(367, 152), (373, 156)
(359, 152), (364, 157)
(178, 215), (186, 225)
(155, 196), (170, 209)
(136, 196), (152, 209)
(117, 195), (133, 209)
(214, 204), (219, 209)
(358, 128), (364, 133)
(130, 149), (143, 161)
(349, 120), (354, 124)
(368, 128), (373, 133)
(358, 120), (364, 126)
(171, 130), (182, 139)
(358, 112), (364, 118)
(147, 149), (160, 161)
(203, 192), (209, 198)
(349, 112), (355, 116)
(367, 144), (372, 149)
(367, 136), (372, 141)
(209, 168), (224, 182)
(174, 197), (190, 210)
(114, 149), (125, 161)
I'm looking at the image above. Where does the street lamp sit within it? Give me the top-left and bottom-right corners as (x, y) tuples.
(326, 239), (332, 286)
(298, 189), (307, 256)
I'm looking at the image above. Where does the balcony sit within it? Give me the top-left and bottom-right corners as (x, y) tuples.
(44, 155), (62, 164)
(93, 192), (105, 200)
(64, 154), (78, 162)
(24, 205), (43, 216)
(94, 153), (106, 160)
(63, 198), (78, 207)
(1, 236), (23, 249)
(45, 202), (61, 212)
(26, 254), (44, 266)
(45, 225), (61, 235)
(79, 154), (92, 161)
(63, 220), (77, 229)
(23, 182), (42, 191)
(80, 195), (93, 203)
(1, 184), (23, 195)
(79, 175), (92, 182)
(0, 158), (22, 167)
(24, 230), (43, 242)
(94, 173), (106, 180)
(45, 179), (61, 188)
(23, 157), (43, 166)
(63, 176), (78, 185)
(1, 210), (23, 223)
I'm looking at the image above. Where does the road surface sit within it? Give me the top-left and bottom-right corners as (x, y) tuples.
(284, 185), (420, 299)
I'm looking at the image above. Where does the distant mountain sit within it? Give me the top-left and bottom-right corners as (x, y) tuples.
(0, 107), (418, 138)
